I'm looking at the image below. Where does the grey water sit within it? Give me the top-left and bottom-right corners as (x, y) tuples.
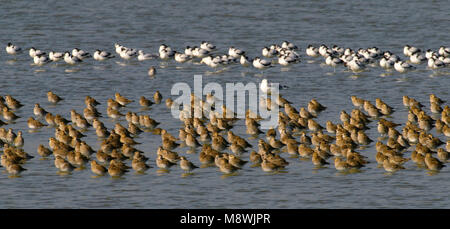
(0, 0), (449, 208)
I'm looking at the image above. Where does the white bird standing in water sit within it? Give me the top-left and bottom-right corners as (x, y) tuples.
(306, 45), (320, 57)
(94, 50), (115, 61)
(427, 56), (445, 70)
(240, 55), (250, 67)
(119, 47), (138, 60)
(29, 47), (44, 58)
(6, 43), (22, 55)
(174, 52), (189, 63)
(72, 48), (91, 59)
(409, 52), (427, 64)
(200, 41), (216, 52)
(137, 50), (157, 61)
(394, 60), (415, 73)
(379, 56), (395, 69)
(64, 52), (82, 64)
(49, 51), (64, 62)
(191, 46), (209, 58)
(403, 45), (420, 57)
(260, 79), (270, 94)
(262, 47), (277, 58)
(228, 46), (245, 58)
(438, 46), (449, 57)
(253, 57), (271, 69)
(33, 53), (51, 66)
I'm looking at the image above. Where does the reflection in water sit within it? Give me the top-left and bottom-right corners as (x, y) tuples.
(181, 172), (195, 178)
(157, 169), (170, 175)
(335, 168), (363, 176)
(426, 170), (440, 176)
(220, 172), (239, 179)
(57, 171), (72, 176)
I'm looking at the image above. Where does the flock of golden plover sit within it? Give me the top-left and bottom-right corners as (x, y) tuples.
(0, 88), (448, 177)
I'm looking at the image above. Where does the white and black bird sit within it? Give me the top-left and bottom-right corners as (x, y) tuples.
(184, 46), (194, 57)
(119, 47), (138, 60)
(94, 50), (115, 61)
(6, 43), (22, 55)
(137, 50), (157, 61)
(282, 41), (298, 50)
(49, 51), (64, 62)
(403, 45), (420, 57)
(200, 41), (216, 52)
(306, 45), (320, 57)
(29, 47), (44, 58)
(240, 55), (251, 67)
(253, 57), (272, 69)
(174, 52), (189, 63)
(347, 59), (366, 72)
(114, 43), (124, 54)
(278, 55), (297, 66)
(438, 46), (450, 57)
(228, 46), (245, 58)
(72, 48), (91, 59)
(191, 46), (209, 58)
(64, 52), (83, 64)
(318, 44), (329, 57)
(394, 60), (416, 73)
(427, 56), (446, 70)
(262, 47), (278, 58)
(379, 56), (395, 69)
(325, 54), (343, 71)
(425, 49), (437, 59)
(33, 53), (51, 66)
(410, 52), (427, 64)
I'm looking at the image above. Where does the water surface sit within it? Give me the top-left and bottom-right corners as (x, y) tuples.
(0, 0), (449, 208)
